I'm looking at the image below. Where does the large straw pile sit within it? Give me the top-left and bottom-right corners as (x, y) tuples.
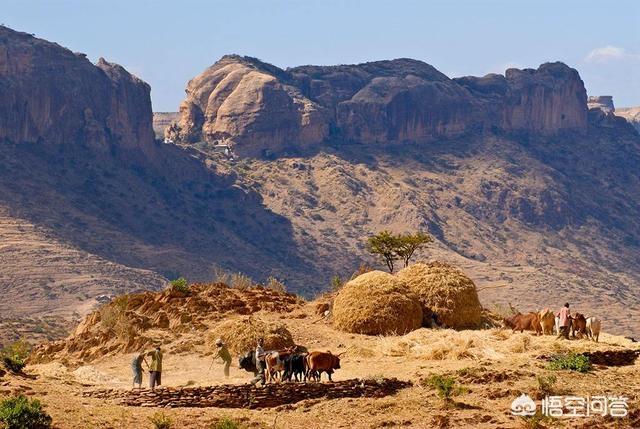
(332, 271), (423, 335)
(208, 316), (294, 354)
(396, 262), (482, 329)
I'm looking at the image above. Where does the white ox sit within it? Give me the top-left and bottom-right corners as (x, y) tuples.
(585, 317), (602, 342)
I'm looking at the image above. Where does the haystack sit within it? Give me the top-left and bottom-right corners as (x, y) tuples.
(208, 316), (294, 355)
(332, 270), (422, 335)
(396, 262), (482, 329)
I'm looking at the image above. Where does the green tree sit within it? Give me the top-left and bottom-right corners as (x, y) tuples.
(366, 231), (432, 273)
(366, 231), (401, 273)
(396, 232), (432, 268)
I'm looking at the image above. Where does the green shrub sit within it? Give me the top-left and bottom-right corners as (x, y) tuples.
(0, 395), (52, 429)
(330, 275), (343, 291)
(1, 339), (31, 373)
(170, 277), (189, 294)
(149, 411), (172, 429)
(424, 374), (466, 401)
(211, 417), (242, 429)
(535, 374), (557, 398)
(547, 353), (591, 373)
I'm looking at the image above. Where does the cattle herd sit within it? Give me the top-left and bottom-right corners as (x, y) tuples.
(503, 309), (602, 341)
(238, 348), (344, 383)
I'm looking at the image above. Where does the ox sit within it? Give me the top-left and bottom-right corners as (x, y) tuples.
(283, 353), (307, 382)
(503, 312), (542, 335)
(238, 350), (258, 375)
(305, 351), (343, 382)
(571, 313), (587, 339)
(264, 347), (297, 383)
(585, 317), (602, 342)
(539, 309), (555, 335)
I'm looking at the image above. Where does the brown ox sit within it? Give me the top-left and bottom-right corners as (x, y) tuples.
(539, 309), (555, 335)
(305, 351), (343, 382)
(571, 313), (587, 339)
(503, 312), (542, 335)
(264, 347), (296, 383)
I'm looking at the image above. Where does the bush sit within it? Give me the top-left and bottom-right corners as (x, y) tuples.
(149, 411), (172, 429)
(0, 395), (52, 429)
(265, 276), (286, 293)
(535, 374), (557, 399)
(230, 273), (253, 290)
(547, 353), (591, 373)
(330, 275), (343, 291)
(211, 417), (243, 429)
(424, 374), (466, 401)
(170, 277), (189, 294)
(1, 339), (31, 373)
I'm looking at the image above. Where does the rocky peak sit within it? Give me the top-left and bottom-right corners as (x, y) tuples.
(588, 95), (615, 113)
(0, 26), (153, 151)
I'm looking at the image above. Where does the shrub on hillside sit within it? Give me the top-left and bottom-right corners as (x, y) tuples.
(0, 395), (52, 429)
(170, 277), (189, 294)
(230, 273), (253, 290)
(265, 276), (286, 293)
(149, 411), (172, 429)
(1, 339), (31, 373)
(423, 374), (467, 402)
(547, 353), (591, 373)
(212, 417), (243, 429)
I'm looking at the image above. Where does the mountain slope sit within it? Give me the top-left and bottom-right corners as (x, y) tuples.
(1, 28), (640, 338)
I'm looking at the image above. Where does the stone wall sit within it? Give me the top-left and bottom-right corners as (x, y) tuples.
(82, 378), (412, 409)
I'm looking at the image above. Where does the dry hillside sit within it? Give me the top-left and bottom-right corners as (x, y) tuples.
(2, 283), (639, 429)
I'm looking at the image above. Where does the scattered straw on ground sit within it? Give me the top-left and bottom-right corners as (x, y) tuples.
(332, 271), (422, 335)
(396, 261), (483, 329)
(208, 316), (294, 354)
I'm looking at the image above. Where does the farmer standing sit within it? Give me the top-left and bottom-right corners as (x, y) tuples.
(131, 352), (147, 389)
(255, 338), (265, 386)
(556, 303), (571, 340)
(146, 345), (163, 389)
(213, 338), (232, 378)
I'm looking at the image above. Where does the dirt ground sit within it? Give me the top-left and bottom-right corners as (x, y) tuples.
(2, 302), (639, 429)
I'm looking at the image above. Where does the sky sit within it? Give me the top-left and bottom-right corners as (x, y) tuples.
(3, 0), (639, 111)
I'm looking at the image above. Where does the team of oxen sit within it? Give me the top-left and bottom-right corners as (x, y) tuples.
(503, 309), (602, 341)
(238, 348), (343, 383)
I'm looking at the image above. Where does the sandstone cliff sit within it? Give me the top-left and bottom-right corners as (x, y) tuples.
(0, 26), (153, 151)
(588, 95), (615, 113)
(168, 57), (588, 154)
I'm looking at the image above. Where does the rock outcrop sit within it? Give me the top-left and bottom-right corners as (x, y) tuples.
(168, 57), (588, 155)
(588, 95), (615, 113)
(0, 26), (153, 151)
(166, 55), (328, 156)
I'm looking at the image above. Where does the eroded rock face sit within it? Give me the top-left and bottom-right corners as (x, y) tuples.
(166, 55), (328, 156)
(169, 56), (589, 156)
(0, 26), (153, 151)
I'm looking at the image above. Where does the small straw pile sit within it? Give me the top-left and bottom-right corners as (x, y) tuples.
(332, 270), (423, 335)
(208, 316), (294, 354)
(396, 261), (482, 329)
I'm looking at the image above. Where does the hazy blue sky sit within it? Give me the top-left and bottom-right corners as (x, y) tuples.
(4, 0), (639, 111)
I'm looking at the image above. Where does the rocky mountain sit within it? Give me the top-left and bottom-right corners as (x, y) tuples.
(166, 56), (587, 156)
(2, 27), (640, 339)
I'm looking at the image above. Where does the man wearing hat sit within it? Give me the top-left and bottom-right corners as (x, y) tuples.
(213, 338), (232, 378)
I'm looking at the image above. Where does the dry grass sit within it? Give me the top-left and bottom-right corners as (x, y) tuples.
(332, 271), (422, 335)
(208, 316), (294, 355)
(397, 262), (483, 329)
